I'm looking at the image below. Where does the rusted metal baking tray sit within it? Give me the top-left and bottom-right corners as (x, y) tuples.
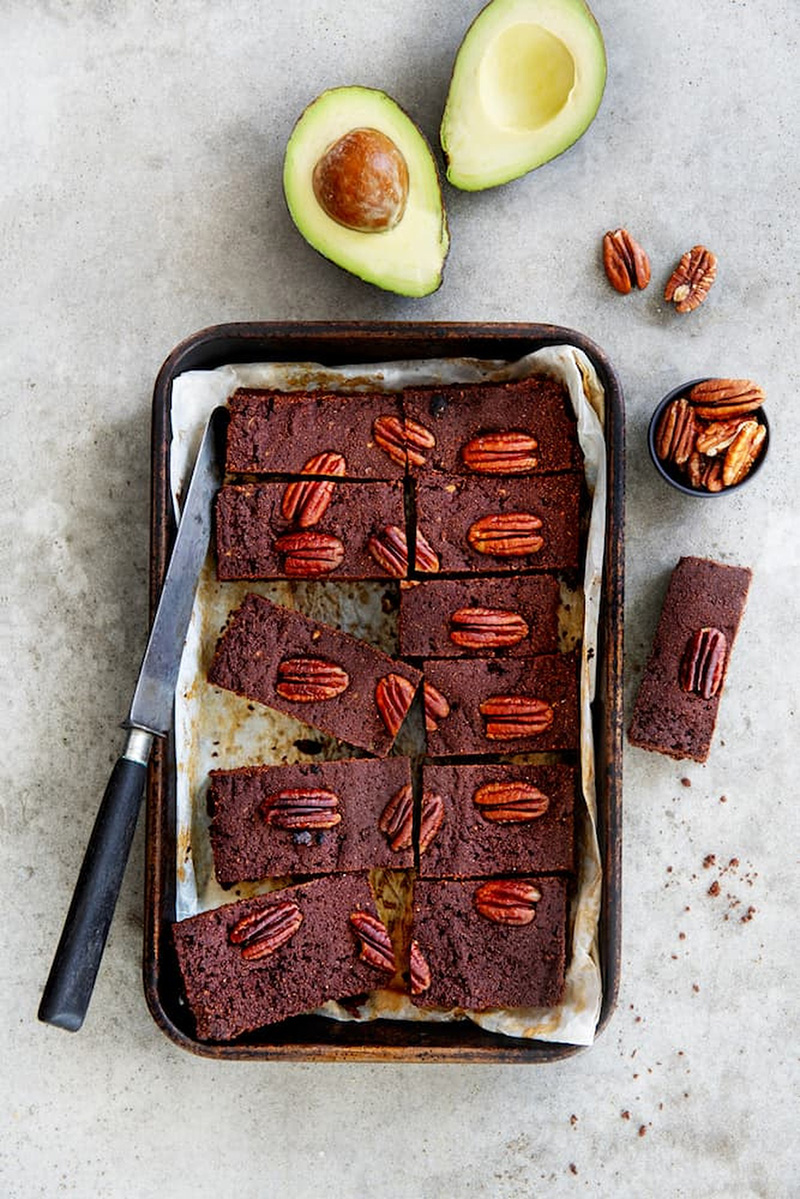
(144, 321), (624, 1062)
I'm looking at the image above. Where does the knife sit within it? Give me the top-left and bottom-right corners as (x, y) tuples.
(38, 405), (228, 1032)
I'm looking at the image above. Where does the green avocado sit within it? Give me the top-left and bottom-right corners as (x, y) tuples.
(441, 0), (607, 191)
(283, 86), (449, 297)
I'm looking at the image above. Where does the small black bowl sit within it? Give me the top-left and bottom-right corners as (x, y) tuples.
(648, 378), (769, 496)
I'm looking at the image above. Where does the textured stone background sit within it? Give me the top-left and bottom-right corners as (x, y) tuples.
(2, 2), (798, 1195)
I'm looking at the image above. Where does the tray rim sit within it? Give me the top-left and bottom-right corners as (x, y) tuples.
(144, 319), (624, 1063)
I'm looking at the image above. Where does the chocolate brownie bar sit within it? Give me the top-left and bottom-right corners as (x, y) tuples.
(215, 481), (406, 580)
(629, 556), (752, 762)
(414, 473), (581, 574)
(208, 758), (414, 884)
(418, 764), (576, 878)
(402, 376), (581, 476)
(207, 593), (421, 757)
(172, 874), (392, 1039)
(399, 576), (561, 658)
(411, 875), (568, 1011)
(225, 388), (406, 479)
(423, 654), (579, 756)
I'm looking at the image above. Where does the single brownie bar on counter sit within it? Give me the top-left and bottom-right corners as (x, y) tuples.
(208, 758), (414, 884)
(414, 473), (581, 574)
(418, 763), (576, 878)
(172, 874), (394, 1040)
(207, 593), (422, 757)
(215, 481), (407, 581)
(225, 388), (407, 479)
(411, 875), (568, 1012)
(399, 575), (561, 658)
(402, 376), (581, 476)
(423, 654), (579, 756)
(629, 556), (752, 762)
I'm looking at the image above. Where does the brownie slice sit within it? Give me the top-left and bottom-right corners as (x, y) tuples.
(215, 481), (406, 580)
(225, 388), (406, 479)
(172, 874), (391, 1040)
(414, 473), (581, 575)
(402, 376), (581, 476)
(208, 593), (422, 757)
(399, 576), (561, 658)
(423, 654), (579, 756)
(419, 763), (576, 878)
(411, 875), (568, 1011)
(208, 758), (414, 884)
(629, 556), (752, 762)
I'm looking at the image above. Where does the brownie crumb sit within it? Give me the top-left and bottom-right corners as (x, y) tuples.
(741, 906), (757, 923)
(621, 1110), (631, 1120)
(638, 1125), (648, 1138)
(719, 794), (728, 803)
(680, 777), (692, 788)
(703, 854), (716, 868)
(570, 1114), (578, 1126)
(569, 1163), (578, 1175)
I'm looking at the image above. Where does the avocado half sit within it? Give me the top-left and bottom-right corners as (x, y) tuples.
(284, 86), (449, 297)
(441, 0), (607, 191)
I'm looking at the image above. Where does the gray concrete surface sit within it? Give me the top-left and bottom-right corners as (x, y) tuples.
(2, 1), (798, 1196)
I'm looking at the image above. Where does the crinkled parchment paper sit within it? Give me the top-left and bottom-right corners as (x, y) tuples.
(169, 346), (606, 1045)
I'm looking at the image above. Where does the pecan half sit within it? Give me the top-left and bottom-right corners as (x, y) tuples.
(473, 780), (550, 823)
(260, 787), (341, 830)
(694, 418), (748, 457)
(419, 789), (445, 853)
(297, 451), (347, 477)
(473, 879), (541, 926)
(375, 672), (417, 737)
(274, 531), (345, 576)
(414, 528), (441, 574)
(460, 431), (539, 475)
(276, 657), (350, 702)
(700, 457), (725, 492)
(479, 695), (555, 739)
(349, 911), (395, 975)
(655, 398), (696, 467)
(664, 245), (717, 313)
(229, 899), (303, 961)
(280, 478), (337, 528)
(373, 414), (435, 468)
(409, 940), (431, 995)
(679, 627), (728, 699)
(368, 524), (409, 577)
(423, 680), (451, 732)
(378, 783), (414, 851)
(603, 228), (651, 294)
(688, 378), (765, 421)
(722, 420), (766, 486)
(449, 606), (529, 649)
(467, 513), (544, 558)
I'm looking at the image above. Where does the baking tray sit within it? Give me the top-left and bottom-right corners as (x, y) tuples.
(144, 321), (624, 1062)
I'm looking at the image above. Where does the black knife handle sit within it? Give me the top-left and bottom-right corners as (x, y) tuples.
(38, 729), (153, 1031)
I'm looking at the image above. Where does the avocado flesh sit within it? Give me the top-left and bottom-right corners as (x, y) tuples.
(284, 87), (449, 297)
(441, 0), (606, 191)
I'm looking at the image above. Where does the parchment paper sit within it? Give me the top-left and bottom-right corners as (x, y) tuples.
(169, 345), (606, 1045)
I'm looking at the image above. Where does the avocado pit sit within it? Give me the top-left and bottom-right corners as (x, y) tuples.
(312, 127), (409, 233)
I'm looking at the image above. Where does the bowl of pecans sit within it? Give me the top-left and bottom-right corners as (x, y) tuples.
(648, 377), (769, 496)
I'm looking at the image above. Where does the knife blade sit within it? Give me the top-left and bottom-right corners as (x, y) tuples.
(38, 406), (227, 1032)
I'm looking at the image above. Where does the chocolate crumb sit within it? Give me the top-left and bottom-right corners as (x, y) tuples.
(692, 984), (700, 992)
(708, 880), (721, 897)
(729, 857), (739, 868)
(703, 854), (716, 868)
(741, 906), (756, 923)
(569, 1164), (578, 1176)
(719, 795), (728, 803)
(570, 1114), (578, 1126)
(679, 932), (686, 941)
(639, 1125), (647, 1138)
(680, 777), (692, 788)
(621, 1110), (630, 1120)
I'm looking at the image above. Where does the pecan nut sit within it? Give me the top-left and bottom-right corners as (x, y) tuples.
(260, 787), (341, 830)
(602, 228), (651, 294)
(449, 606), (529, 649)
(276, 657), (350, 702)
(473, 780), (550, 823)
(679, 627), (728, 699)
(423, 680), (451, 732)
(409, 940), (432, 995)
(280, 478), (337, 528)
(349, 911), (395, 975)
(655, 398), (696, 467)
(295, 451), (347, 477)
(694, 418), (748, 457)
(460, 431), (539, 475)
(373, 414), (435, 468)
(378, 783), (414, 851)
(414, 529), (441, 574)
(467, 513), (544, 557)
(229, 899), (303, 960)
(419, 789), (445, 853)
(479, 695), (555, 739)
(368, 524), (440, 576)
(688, 378), (766, 421)
(375, 672), (417, 737)
(664, 245), (717, 313)
(274, 531), (345, 576)
(473, 879), (542, 926)
(722, 420), (766, 486)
